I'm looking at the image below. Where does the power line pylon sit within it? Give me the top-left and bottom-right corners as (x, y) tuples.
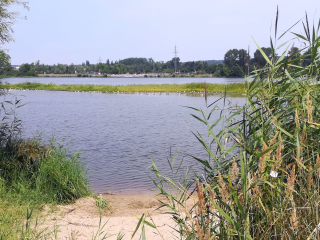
(173, 45), (178, 73)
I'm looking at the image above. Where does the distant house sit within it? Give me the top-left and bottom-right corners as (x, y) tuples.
(12, 66), (20, 71)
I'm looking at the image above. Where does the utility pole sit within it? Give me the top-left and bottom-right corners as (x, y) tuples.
(173, 45), (178, 73)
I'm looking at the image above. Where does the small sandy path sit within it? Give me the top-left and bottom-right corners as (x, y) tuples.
(40, 193), (186, 240)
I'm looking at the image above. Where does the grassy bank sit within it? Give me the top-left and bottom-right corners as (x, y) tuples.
(0, 139), (91, 238)
(3, 82), (245, 94)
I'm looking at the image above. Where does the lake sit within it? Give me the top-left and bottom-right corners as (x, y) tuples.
(3, 78), (246, 193)
(3, 77), (245, 86)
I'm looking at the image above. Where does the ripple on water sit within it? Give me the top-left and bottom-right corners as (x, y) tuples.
(5, 90), (246, 193)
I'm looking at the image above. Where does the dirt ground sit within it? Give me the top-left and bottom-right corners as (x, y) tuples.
(40, 193), (191, 240)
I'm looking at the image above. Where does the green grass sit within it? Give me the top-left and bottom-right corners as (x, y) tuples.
(3, 82), (246, 94)
(0, 139), (91, 239)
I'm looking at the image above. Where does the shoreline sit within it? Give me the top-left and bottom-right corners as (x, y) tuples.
(3, 74), (244, 79)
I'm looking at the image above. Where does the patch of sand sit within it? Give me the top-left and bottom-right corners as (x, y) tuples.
(40, 193), (185, 240)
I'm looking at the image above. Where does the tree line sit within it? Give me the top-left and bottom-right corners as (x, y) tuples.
(1, 46), (310, 78)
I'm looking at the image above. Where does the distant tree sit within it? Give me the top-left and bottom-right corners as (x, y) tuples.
(86, 60), (90, 66)
(224, 49), (249, 69)
(69, 63), (75, 74)
(253, 47), (272, 67)
(19, 63), (31, 75)
(196, 61), (204, 72)
(19, 63), (36, 76)
(205, 64), (217, 74)
(299, 49), (311, 67)
(287, 46), (301, 66)
(0, 51), (11, 75)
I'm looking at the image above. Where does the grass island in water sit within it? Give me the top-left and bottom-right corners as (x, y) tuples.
(3, 82), (245, 94)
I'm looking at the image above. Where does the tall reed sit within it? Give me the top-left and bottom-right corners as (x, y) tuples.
(145, 10), (320, 239)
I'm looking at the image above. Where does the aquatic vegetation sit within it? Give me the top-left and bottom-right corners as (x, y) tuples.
(2, 82), (245, 94)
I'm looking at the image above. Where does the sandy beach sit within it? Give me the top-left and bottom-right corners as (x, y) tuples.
(40, 193), (183, 240)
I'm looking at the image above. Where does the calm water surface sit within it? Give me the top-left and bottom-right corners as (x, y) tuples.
(3, 77), (244, 85)
(6, 90), (246, 193)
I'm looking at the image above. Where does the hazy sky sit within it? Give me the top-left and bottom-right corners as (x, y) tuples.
(5, 0), (319, 65)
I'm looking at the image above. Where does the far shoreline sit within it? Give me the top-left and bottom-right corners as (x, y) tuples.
(3, 73), (245, 79)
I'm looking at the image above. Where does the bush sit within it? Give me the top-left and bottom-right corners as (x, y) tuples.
(77, 73), (82, 77)
(0, 139), (90, 204)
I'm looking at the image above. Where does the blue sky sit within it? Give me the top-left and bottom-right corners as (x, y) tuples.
(5, 0), (319, 65)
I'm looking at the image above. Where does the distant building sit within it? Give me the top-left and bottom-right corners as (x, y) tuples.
(12, 66), (20, 71)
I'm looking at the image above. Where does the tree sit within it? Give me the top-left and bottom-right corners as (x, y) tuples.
(0, 1), (29, 78)
(301, 49), (311, 67)
(19, 63), (31, 75)
(69, 63), (75, 74)
(224, 49), (249, 69)
(287, 46), (301, 66)
(0, 1), (29, 45)
(253, 47), (272, 67)
(196, 61), (204, 72)
(86, 60), (90, 66)
(0, 51), (11, 75)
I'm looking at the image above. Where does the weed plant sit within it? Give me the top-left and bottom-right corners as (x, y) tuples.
(142, 11), (320, 239)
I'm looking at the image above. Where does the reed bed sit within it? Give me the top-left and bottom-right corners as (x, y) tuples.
(2, 82), (245, 94)
(136, 12), (320, 239)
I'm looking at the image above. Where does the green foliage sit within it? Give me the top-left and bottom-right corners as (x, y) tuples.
(253, 47), (272, 68)
(0, 0), (29, 44)
(95, 196), (108, 210)
(145, 11), (320, 239)
(3, 82), (245, 94)
(0, 51), (11, 76)
(0, 139), (91, 204)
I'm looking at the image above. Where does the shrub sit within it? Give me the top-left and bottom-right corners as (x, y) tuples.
(0, 139), (91, 204)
